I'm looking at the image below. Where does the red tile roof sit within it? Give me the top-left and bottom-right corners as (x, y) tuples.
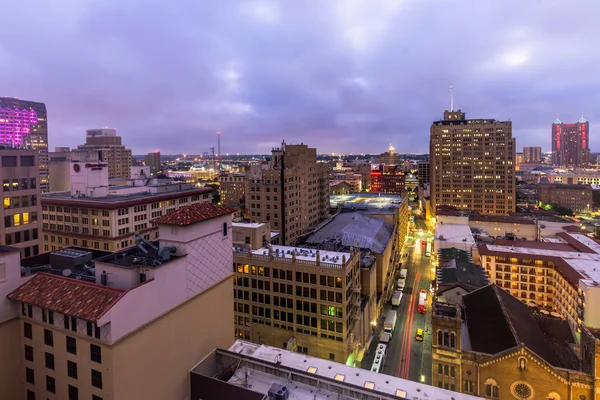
(7, 273), (125, 321)
(151, 202), (237, 226)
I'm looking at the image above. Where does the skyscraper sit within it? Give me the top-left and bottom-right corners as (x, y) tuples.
(523, 146), (542, 163)
(0, 97), (49, 192)
(77, 128), (133, 178)
(430, 109), (515, 215)
(246, 141), (330, 245)
(552, 117), (590, 167)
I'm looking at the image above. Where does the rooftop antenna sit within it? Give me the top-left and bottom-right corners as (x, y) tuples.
(217, 131), (221, 162)
(449, 83), (454, 112)
(210, 147), (216, 171)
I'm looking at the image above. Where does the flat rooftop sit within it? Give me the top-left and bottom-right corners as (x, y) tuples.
(232, 222), (266, 228)
(223, 341), (481, 400)
(95, 241), (180, 269)
(435, 223), (475, 245)
(250, 245), (349, 267)
(330, 193), (404, 210)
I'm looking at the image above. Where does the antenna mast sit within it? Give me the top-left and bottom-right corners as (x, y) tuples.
(217, 131), (221, 162)
(449, 83), (454, 112)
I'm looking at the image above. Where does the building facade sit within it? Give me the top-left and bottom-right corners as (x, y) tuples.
(430, 109), (516, 215)
(232, 241), (363, 363)
(523, 146), (542, 163)
(143, 151), (161, 176)
(377, 145), (400, 165)
(246, 142), (330, 245)
(552, 117), (590, 167)
(0, 148), (42, 258)
(41, 161), (212, 252)
(220, 172), (246, 210)
(0, 98), (49, 192)
(76, 128), (132, 178)
(418, 161), (430, 185)
(370, 164), (405, 194)
(538, 183), (592, 213)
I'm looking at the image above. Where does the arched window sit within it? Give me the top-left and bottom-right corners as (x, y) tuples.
(484, 378), (499, 399)
(438, 363), (443, 374)
(450, 366), (455, 377)
(444, 365), (449, 376)
(450, 332), (456, 348)
(437, 330), (443, 345)
(547, 392), (561, 400)
(519, 357), (527, 371)
(443, 331), (450, 347)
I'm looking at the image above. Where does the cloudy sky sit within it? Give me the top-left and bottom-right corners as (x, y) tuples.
(2, 0), (599, 155)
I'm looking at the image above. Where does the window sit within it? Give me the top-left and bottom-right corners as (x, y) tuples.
(90, 344), (102, 363)
(91, 369), (103, 389)
(44, 329), (53, 347)
(67, 360), (78, 379)
(46, 375), (56, 393)
(223, 222), (228, 237)
(25, 367), (35, 384)
(329, 353), (335, 360)
(24, 322), (32, 339)
(45, 352), (55, 370)
(92, 396), (103, 400)
(68, 384), (78, 400)
(66, 336), (76, 355)
(24, 344), (33, 362)
(518, 357), (527, 371)
(26, 390), (35, 400)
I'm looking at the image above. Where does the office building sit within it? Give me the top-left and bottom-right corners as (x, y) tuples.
(246, 141), (329, 245)
(552, 117), (590, 167)
(418, 161), (430, 185)
(48, 147), (100, 192)
(370, 164), (405, 194)
(220, 172), (247, 210)
(1, 202), (236, 400)
(376, 144), (400, 165)
(0, 148), (42, 258)
(144, 151), (161, 176)
(547, 171), (600, 185)
(538, 183), (592, 213)
(190, 340), (481, 400)
(430, 109), (516, 215)
(0, 97), (49, 192)
(523, 146), (542, 163)
(76, 128), (132, 178)
(41, 160), (212, 252)
(232, 231), (362, 363)
(432, 285), (594, 398)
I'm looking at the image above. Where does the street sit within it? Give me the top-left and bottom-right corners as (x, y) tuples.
(362, 217), (434, 384)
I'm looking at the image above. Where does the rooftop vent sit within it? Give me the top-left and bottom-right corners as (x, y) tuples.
(267, 383), (289, 400)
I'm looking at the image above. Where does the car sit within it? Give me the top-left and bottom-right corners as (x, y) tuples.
(415, 328), (424, 342)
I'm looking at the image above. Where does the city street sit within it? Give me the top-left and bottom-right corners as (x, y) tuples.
(362, 217), (434, 384)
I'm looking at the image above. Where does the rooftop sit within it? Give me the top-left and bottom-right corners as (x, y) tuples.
(95, 240), (180, 269)
(7, 273), (125, 322)
(437, 248), (489, 290)
(232, 221), (267, 228)
(20, 247), (112, 281)
(435, 223), (475, 245)
(242, 245), (350, 268)
(152, 202), (236, 226)
(330, 193), (405, 211)
(194, 340), (482, 400)
(305, 212), (393, 254)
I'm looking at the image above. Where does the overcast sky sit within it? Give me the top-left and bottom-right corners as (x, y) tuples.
(2, 0), (599, 155)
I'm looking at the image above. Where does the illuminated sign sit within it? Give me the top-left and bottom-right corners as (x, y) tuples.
(0, 106), (38, 145)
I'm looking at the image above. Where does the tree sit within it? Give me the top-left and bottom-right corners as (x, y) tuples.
(205, 184), (221, 204)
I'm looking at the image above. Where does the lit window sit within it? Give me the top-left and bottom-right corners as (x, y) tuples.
(334, 373), (345, 382)
(23, 212), (29, 225)
(13, 214), (20, 226)
(364, 381), (375, 389)
(396, 389), (408, 398)
(307, 366), (318, 374)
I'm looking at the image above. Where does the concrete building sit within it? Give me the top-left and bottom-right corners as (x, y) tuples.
(430, 109), (516, 215)
(190, 340), (482, 400)
(143, 151), (161, 176)
(523, 146), (542, 163)
(41, 160), (212, 252)
(516, 152), (523, 171)
(246, 141), (330, 245)
(370, 164), (405, 194)
(0, 147), (42, 258)
(1, 202), (236, 400)
(232, 236), (363, 364)
(76, 128), (133, 179)
(0, 98), (49, 192)
(418, 161), (430, 185)
(546, 171), (600, 185)
(329, 170), (362, 192)
(538, 183), (592, 213)
(432, 285), (594, 398)
(48, 147), (100, 192)
(220, 172), (246, 210)
(329, 181), (353, 195)
(552, 117), (590, 167)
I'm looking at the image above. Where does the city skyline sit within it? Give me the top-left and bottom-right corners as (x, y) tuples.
(1, 1), (599, 154)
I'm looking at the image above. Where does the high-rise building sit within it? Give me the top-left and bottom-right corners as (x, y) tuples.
(370, 164), (405, 194)
(220, 172), (247, 210)
(76, 128), (132, 178)
(144, 151), (161, 176)
(0, 147), (42, 258)
(246, 141), (329, 245)
(417, 161), (430, 185)
(523, 146), (542, 163)
(1, 202), (235, 400)
(377, 144), (400, 165)
(430, 109), (516, 215)
(552, 117), (590, 167)
(0, 98), (49, 192)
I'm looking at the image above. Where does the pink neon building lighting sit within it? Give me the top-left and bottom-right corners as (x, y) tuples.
(0, 106), (38, 145)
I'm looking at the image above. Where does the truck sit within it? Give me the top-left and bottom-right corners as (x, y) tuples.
(400, 269), (408, 279)
(383, 310), (397, 336)
(397, 278), (405, 291)
(379, 332), (391, 344)
(391, 290), (403, 307)
(417, 289), (427, 313)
